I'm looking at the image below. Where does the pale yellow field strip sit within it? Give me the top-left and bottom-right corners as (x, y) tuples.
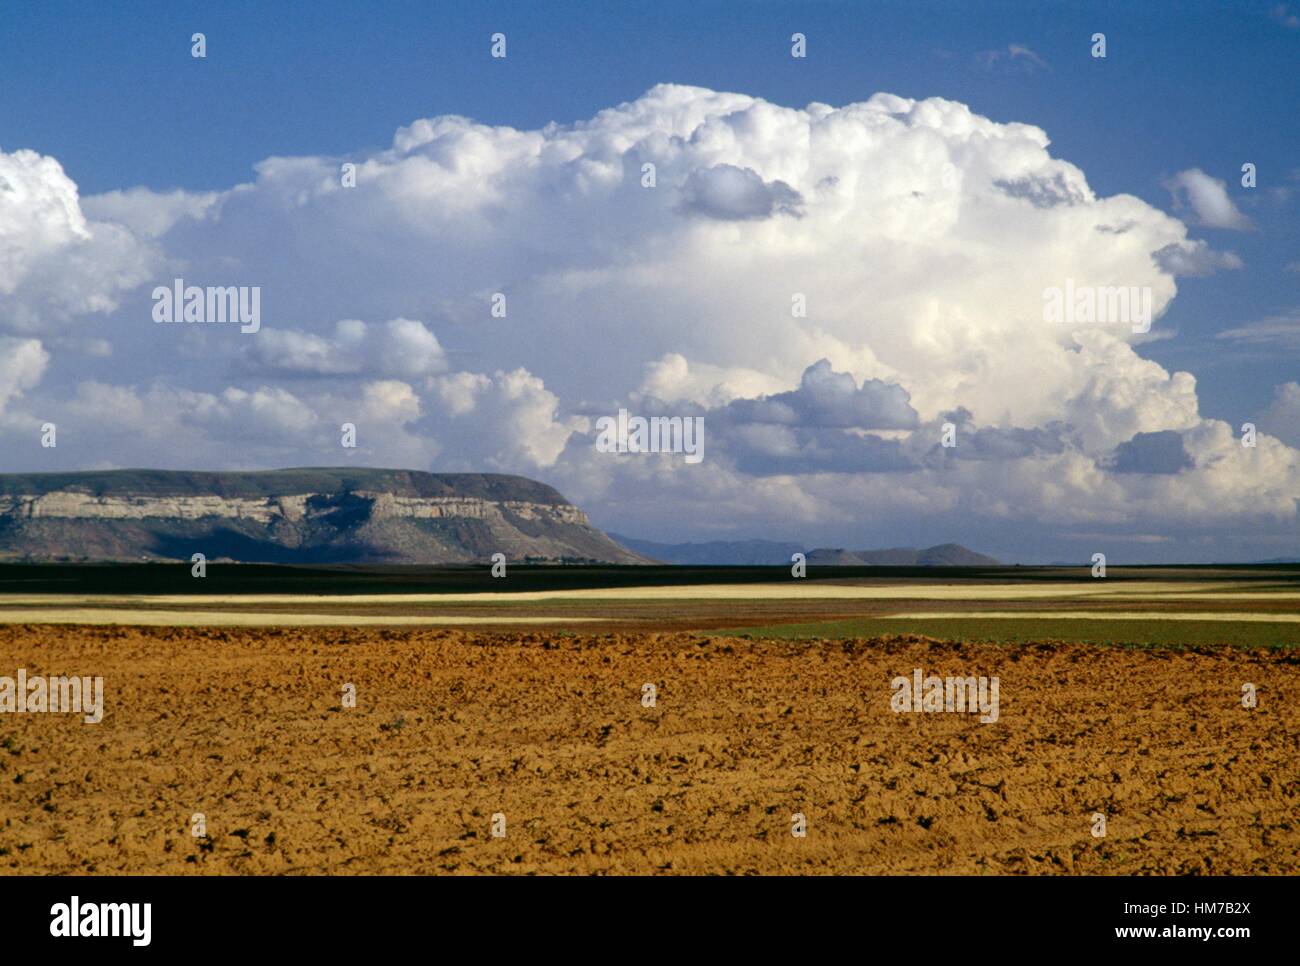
(0, 610), (606, 627)
(1118, 592), (1300, 600)
(887, 611), (1300, 623)
(0, 580), (1278, 607)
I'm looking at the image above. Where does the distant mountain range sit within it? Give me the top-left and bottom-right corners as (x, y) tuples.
(0, 468), (647, 564)
(610, 534), (1000, 566)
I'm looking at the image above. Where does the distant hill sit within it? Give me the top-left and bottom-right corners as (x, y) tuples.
(0, 468), (648, 565)
(610, 534), (999, 567)
(610, 534), (804, 565)
(806, 543), (1000, 566)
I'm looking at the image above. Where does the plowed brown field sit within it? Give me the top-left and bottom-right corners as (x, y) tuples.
(0, 625), (1296, 875)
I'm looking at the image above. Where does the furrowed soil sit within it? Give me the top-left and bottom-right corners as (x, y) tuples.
(0, 625), (1296, 875)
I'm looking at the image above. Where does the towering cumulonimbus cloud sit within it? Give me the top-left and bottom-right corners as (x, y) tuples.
(0, 84), (1294, 555)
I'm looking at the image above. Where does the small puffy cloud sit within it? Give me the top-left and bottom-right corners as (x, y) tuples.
(241, 318), (449, 378)
(680, 164), (803, 220)
(430, 370), (490, 417)
(374, 319), (449, 377)
(0, 337), (49, 415)
(243, 326), (357, 376)
(216, 386), (318, 435)
(1163, 168), (1253, 230)
(358, 379), (421, 424)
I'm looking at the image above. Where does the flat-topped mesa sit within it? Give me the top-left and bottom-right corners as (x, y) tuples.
(0, 492), (589, 526)
(0, 468), (641, 564)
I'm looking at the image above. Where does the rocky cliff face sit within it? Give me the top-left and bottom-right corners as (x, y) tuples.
(0, 468), (645, 564)
(0, 492), (590, 526)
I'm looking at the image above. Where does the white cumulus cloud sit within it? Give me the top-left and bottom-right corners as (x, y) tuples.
(0, 84), (1294, 556)
(1164, 168), (1253, 230)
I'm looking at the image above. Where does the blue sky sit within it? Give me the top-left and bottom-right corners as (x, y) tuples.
(0, 1), (1297, 560)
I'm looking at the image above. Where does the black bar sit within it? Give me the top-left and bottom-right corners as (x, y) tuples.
(0, 874), (1282, 952)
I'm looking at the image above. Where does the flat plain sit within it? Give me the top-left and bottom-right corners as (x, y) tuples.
(0, 564), (1296, 874)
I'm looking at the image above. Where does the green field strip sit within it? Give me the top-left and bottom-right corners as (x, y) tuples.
(717, 617), (1300, 648)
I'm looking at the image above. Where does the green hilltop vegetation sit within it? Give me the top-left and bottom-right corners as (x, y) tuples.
(0, 467), (569, 505)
